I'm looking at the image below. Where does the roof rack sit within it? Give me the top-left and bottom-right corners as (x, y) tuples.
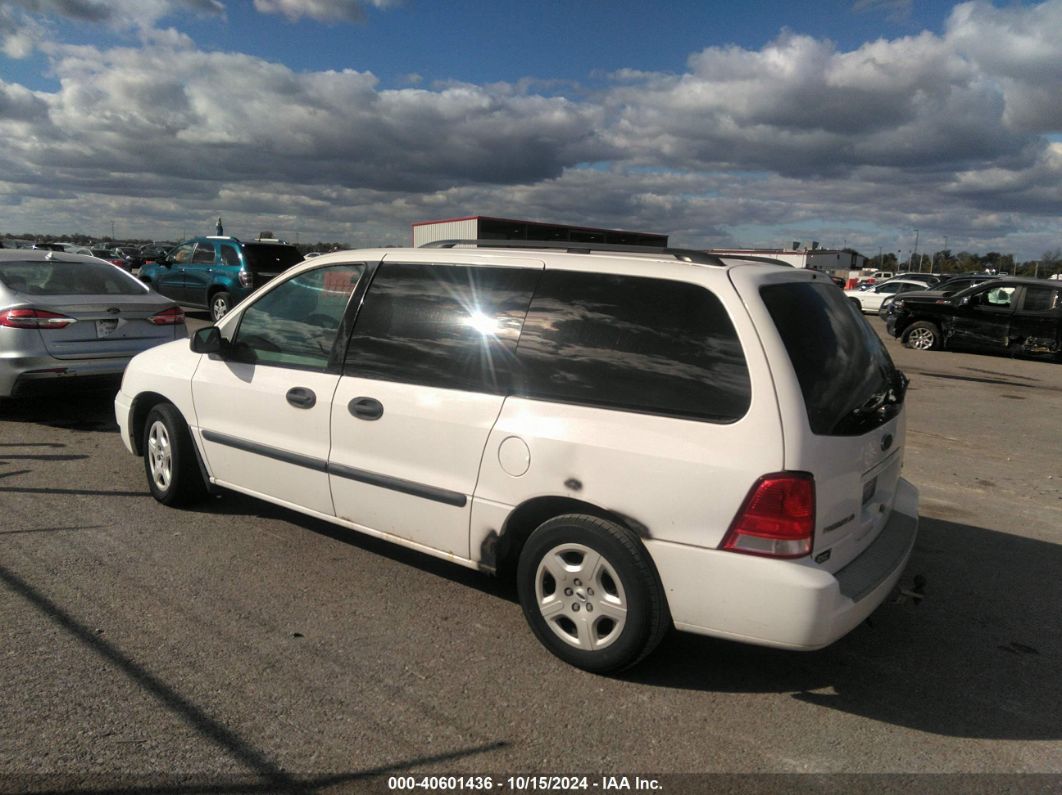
(421, 239), (726, 267)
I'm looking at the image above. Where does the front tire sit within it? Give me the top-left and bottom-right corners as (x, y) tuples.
(143, 403), (207, 507)
(210, 291), (232, 322)
(904, 321), (942, 351)
(517, 515), (670, 673)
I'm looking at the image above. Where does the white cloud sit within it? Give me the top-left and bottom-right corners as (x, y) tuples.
(947, 0), (1062, 132)
(4, 0), (224, 29)
(252, 0), (401, 23)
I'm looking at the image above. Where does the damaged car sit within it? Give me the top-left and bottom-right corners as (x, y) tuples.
(887, 277), (1061, 359)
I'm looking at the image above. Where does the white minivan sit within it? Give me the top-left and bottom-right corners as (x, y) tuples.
(115, 241), (919, 673)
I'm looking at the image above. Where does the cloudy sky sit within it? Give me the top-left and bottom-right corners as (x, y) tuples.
(0, 0), (1059, 259)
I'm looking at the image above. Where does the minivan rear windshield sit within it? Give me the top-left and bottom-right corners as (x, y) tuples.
(761, 281), (906, 436)
(242, 244), (303, 273)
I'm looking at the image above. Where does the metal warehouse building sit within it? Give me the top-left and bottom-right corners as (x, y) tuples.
(412, 216), (668, 248)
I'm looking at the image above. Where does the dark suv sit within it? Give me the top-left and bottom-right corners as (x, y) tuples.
(886, 277), (1061, 358)
(140, 236), (303, 321)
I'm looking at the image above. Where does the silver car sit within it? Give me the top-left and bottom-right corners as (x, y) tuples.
(0, 250), (187, 399)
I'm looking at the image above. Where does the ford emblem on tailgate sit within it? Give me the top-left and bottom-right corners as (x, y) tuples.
(881, 433), (894, 452)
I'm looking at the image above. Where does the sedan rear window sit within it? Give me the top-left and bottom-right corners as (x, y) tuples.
(0, 260), (147, 296)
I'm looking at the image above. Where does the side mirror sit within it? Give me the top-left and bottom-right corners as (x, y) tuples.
(957, 296), (971, 306)
(191, 326), (224, 354)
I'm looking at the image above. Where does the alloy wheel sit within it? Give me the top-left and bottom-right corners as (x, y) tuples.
(908, 327), (936, 350)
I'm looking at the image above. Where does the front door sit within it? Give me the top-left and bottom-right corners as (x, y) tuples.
(328, 255), (542, 557)
(947, 284), (1015, 350)
(192, 262), (367, 515)
(182, 241), (218, 309)
(154, 241), (194, 303)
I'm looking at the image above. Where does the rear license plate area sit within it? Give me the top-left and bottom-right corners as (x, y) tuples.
(862, 476), (877, 507)
(96, 319), (119, 338)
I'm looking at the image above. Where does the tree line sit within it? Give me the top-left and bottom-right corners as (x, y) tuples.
(866, 248), (1061, 279)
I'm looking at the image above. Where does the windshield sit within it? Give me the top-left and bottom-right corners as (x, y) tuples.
(761, 281), (906, 436)
(0, 260), (148, 296)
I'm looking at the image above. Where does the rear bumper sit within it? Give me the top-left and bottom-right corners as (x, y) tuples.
(646, 478), (919, 650)
(1, 353), (130, 398)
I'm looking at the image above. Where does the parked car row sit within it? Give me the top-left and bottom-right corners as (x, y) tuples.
(844, 277), (937, 314)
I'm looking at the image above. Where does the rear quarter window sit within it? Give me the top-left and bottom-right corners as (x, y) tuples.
(514, 271), (751, 422)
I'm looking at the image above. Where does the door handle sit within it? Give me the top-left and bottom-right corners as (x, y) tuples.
(286, 387), (317, 409)
(348, 396), (383, 421)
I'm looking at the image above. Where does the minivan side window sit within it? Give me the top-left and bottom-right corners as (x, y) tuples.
(343, 263), (539, 393)
(514, 271), (752, 422)
(232, 264), (366, 370)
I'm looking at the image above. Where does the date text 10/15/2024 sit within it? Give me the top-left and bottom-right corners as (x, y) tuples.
(387, 775), (662, 791)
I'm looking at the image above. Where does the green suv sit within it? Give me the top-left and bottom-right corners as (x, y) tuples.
(140, 236), (303, 321)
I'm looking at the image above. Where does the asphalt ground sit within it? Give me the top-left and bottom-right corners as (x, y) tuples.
(1, 312), (1061, 793)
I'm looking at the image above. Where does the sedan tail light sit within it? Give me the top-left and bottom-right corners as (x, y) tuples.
(721, 473), (815, 558)
(0, 308), (77, 329)
(148, 306), (185, 325)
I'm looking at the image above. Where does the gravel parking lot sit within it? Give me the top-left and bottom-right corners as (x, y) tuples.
(2, 314), (1061, 792)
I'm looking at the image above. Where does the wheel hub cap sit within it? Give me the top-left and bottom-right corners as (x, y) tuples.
(146, 420), (172, 490)
(534, 543), (627, 651)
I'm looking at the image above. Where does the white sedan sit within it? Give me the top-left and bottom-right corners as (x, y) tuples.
(844, 279), (931, 314)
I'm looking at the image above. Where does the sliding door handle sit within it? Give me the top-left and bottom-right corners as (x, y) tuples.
(348, 396), (383, 421)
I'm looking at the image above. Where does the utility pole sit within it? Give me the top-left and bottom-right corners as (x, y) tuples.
(111, 220), (115, 241)
(912, 228), (920, 272)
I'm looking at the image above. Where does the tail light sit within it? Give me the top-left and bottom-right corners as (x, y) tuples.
(148, 306), (185, 325)
(0, 308), (77, 329)
(721, 473), (815, 558)
(239, 270), (252, 288)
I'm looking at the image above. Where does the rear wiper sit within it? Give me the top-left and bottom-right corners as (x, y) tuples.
(852, 390), (888, 416)
(849, 370), (909, 419)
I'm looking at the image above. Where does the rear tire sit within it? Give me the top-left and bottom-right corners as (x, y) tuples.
(210, 291), (232, 322)
(143, 403), (207, 507)
(517, 514), (670, 674)
(903, 321), (942, 351)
